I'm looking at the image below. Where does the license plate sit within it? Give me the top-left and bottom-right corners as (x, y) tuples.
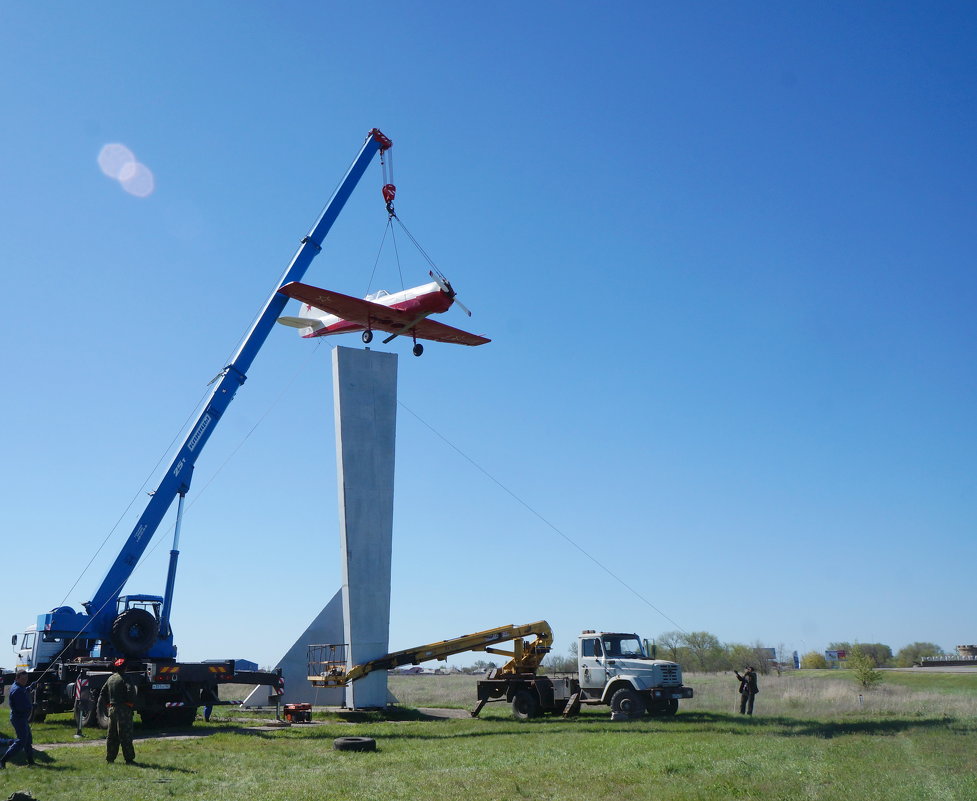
(152, 683), (170, 690)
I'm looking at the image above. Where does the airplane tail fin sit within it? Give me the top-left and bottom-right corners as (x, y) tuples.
(276, 291), (328, 335)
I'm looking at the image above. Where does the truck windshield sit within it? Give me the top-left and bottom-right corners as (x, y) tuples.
(602, 636), (645, 658)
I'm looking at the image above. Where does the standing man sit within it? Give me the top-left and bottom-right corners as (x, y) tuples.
(0, 670), (36, 768)
(734, 666), (759, 715)
(99, 658), (137, 764)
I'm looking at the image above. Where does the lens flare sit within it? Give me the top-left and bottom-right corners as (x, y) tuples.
(98, 143), (136, 179)
(98, 143), (156, 197)
(119, 161), (155, 197)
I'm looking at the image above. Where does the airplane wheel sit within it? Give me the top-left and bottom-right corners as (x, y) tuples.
(362, 330), (373, 344)
(412, 343), (424, 357)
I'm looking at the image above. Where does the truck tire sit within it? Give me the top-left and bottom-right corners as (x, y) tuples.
(511, 689), (540, 720)
(78, 699), (97, 728)
(140, 709), (164, 728)
(96, 696), (111, 729)
(334, 736), (377, 752)
(610, 687), (644, 719)
(111, 608), (159, 656)
(166, 706), (198, 727)
(648, 698), (678, 717)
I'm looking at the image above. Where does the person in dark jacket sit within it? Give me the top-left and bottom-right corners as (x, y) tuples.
(99, 659), (137, 764)
(1, 670), (36, 768)
(735, 666), (759, 715)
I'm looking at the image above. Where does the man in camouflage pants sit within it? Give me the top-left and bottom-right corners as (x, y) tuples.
(99, 659), (137, 764)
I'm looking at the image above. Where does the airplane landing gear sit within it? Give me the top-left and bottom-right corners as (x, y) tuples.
(412, 343), (424, 357)
(362, 330), (373, 344)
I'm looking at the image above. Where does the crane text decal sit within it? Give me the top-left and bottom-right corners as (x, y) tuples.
(187, 414), (212, 452)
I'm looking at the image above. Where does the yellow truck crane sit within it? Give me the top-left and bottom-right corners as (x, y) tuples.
(308, 622), (693, 720)
(308, 620), (553, 688)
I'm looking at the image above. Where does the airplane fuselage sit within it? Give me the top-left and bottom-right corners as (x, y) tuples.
(301, 281), (451, 338)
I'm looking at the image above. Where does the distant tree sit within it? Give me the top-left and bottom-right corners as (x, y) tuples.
(544, 642), (579, 674)
(857, 643), (893, 667)
(656, 631), (684, 662)
(800, 651), (827, 669)
(683, 631), (725, 672)
(848, 645), (884, 688)
(721, 644), (747, 671)
(749, 642), (778, 675)
(895, 642), (943, 667)
(827, 641), (892, 667)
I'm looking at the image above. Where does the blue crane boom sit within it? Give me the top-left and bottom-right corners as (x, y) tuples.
(40, 129), (392, 658)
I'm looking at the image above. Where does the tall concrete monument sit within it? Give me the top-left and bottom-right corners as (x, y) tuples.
(245, 345), (397, 710)
(333, 346), (398, 708)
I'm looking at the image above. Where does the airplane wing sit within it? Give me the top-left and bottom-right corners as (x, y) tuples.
(404, 317), (490, 346)
(278, 283), (415, 329)
(278, 282), (490, 346)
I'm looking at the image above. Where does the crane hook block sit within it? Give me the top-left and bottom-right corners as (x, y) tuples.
(370, 128), (393, 151)
(382, 183), (397, 204)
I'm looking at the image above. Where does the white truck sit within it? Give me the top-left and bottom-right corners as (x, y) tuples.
(474, 628), (693, 720)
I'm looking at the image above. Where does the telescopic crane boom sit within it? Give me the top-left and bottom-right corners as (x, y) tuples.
(38, 129), (393, 660)
(307, 621), (553, 687)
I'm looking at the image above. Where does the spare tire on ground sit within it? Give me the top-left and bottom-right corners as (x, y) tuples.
(333, 736), (377, 752)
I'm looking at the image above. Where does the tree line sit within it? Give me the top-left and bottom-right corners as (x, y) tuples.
(544, 631), (780, 674)
(800, 641), (943, 669)
(542, 633), (946, 674)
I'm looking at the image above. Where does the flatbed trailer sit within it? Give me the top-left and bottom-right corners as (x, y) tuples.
(1, 660), (282, 728)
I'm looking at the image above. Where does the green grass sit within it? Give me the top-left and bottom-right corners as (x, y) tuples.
(2, 671), (975, 800)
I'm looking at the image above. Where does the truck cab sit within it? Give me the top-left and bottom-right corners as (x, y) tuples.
(577, 630), (693, 717)
(12, 625), (65, 671)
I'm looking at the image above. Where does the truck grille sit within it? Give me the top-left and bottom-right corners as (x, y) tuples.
(659, 664), (680, 685)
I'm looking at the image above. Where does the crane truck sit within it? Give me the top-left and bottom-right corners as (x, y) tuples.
(307, 621), (693, 720)
(1, 129), (395, 729)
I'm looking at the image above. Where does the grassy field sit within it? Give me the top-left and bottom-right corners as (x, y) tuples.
(1, 670), (974, 800)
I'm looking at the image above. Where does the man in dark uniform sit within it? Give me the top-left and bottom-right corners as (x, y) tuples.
(99, 658), (137, 764)
(1, 670), (36, 768)
(735, 666), (759, 715)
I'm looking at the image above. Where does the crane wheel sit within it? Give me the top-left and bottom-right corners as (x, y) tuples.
(110, 608), (159, 656)
(511, 689), (540, 720)
(96, 696), (111, 730)
(333, 736), (377, 752)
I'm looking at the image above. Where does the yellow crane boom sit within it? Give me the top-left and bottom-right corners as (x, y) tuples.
(308, 621), (553, 687)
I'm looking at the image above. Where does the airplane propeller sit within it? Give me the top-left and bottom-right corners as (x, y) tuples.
(429, 269), (472, 317)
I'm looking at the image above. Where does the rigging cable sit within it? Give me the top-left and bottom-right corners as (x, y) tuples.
(396, 400), (689, 635)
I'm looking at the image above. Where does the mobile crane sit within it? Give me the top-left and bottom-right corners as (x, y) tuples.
(307, 621), (693, 720)
(1, 129), (394, 728)
(308, 621), (554, 690)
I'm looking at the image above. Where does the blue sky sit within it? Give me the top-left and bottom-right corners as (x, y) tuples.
(1, 2), (974, 669)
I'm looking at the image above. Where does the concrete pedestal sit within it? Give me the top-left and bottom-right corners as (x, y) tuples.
(333, 346), (397, 709)
(242, 589), (345, 708)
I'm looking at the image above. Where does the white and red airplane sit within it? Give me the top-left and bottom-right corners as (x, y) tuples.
(276, 270), (490, 356)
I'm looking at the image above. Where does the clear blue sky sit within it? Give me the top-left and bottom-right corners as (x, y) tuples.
(2, 2), (974, 669)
